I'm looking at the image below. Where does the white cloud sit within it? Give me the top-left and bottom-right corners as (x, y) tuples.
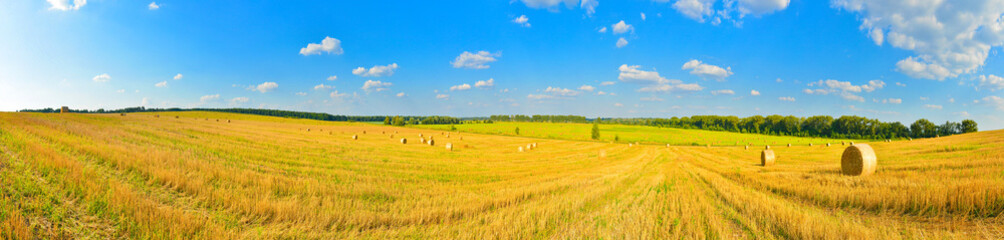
(299, 36), (344, 56)
(327, 75), (338, 81)
(47, 0), (86, 11)
(296, 92), (307, 96)
(614, 103), (624, 107)
(579, 85), (595, 91)
(641, 96), (664, 101)
(173, 73), (183, 80)
(737, 0), (790, 17)
(641, 12), (647, 20)
(330, 91), (348, 98)
(600, 81), (616, 86)
(396, 92), (406, 97)
(116, 89), (125, 93)
(450, 83), (472, 91)
(778, 96), (795, 102)
(880, 98), (902, 104)
(924, 104), (943, 110)
(519, 0), (596, 15)
(353, 63), (398, 77)
(148, 2), (159, 10)
(452, 51), (500, 69)
(711, 89), (734, 95)
(681, 59), (733, 81)
(978, 74), (1004, 91)
(920, 96), (929, 101)
(200, 94), (219, 102)
(545, 86), (579, 96)
(612, 20), (633, 34)
(92, 73), (111, 83)
(672, 0), (714, 23)
(598, 27), (608, 33)
(512, 15), (531, 27)
(313, 84), (333, 90)
(230, 97), (249, 104)
(895, 82), (907, 87)
(869, 27), (883, 45)
(527, 94), (554, 100)
(475, 78), (495, 88)
(361, 80), (392, 92)
(436, 94), (450, 100)
(618, 64), (703, 93)
(581, 0), (598, 15)
(616, 38), (629, 48)
(949, 98), (956, 103)
(803, 79), (884, 102)
(251, 82), (278, 93)
(750, 90), (760, 96)
(155, 81), (168, 88)
(982, 96), (1004, 111)
(669, 0), (788, 24)
(834, 0), (1004, 80)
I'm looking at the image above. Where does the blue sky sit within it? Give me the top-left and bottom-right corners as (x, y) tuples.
(3, 0), (1004, 129)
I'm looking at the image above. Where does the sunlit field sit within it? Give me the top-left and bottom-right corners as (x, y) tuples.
(413, 121), (863, 146)
(2, 112), (1003, 239)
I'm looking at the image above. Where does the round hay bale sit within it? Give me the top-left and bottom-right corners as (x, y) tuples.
(419, 133), (424, 137)
(363, 131), (366, 134)
(400, 138), (407, 144)
(389, 134), (394, 138)
(526, 144), (532, 150)
(841, 144), (877, 176)
(420, 138), (426, 144)
(445, 143), (453, 151)
(909, 138), (913, 141)
(352, 135), (358, 140)
(428, 139), (435, 146)
(599, 150), (606, 158)
(628, 143), (633, 147)
(761, 150), (775, 166)
(120, 113), (126, 116)
(744, 145), (749, 150)
(382, 131), (385, 134)
(826, 143), (831, 147)
(849, 141), (854, 145)
(518, 146), (524, 152)
(787, 143), (791, 147)
(459, 136), (463, 140)
(809, 143), (813, 146)
(227, 120), (231, 123)
(765, 145), (771, 150)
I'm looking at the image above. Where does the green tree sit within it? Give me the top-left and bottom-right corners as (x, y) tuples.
(383, 116), (391, 125)
(961, 119), (978, 133)
(910, 119), (937, 138)
(514, 127), (520, 135)
(591, 122), (600, 140)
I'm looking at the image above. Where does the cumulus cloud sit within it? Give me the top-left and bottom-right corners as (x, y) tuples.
(512, 15), (531, 27)
(528, 86), (580, 100)
(155, 81), (168, 88)
(200, 94), (219, 102)
(47, 0), (86, 11)
(330, 91), (348, 98)
(450, 83), (472, 91)
(672, 0), (714, 23)
(519, 0), (596, 15)
(612, 20), (633, 34)
(978, 74), (1004, 91)
(452, 51), (500, 69)
(982, 96), (1004, 111)
(924, 104), (943, 110)
(778, 96), (795, 102)
(353, 63), (398, 77)
(148, 2), (159, 10)
(299, 37), (343, 56)
(669, 0), (789, 24)
(879, 98), (902, 104)
(327, 75), (338, 81)
(250, 82), (278, 93)
(475, 78), (495, 88)
(436, 94), (450, 100)
(895, 82), (907, 87)
(616, 38), (629, 48)
(834, 0), (1004, 80)
(579, 85), (595, 91)
(803, 79), (884, 102)
(92, 73), (111, 83)
(682, 59), (732, 81)
(598, 27), (608, 33)
(618, 64), (703, 93)
(230, 97), (249, 104)
(711, 89), (734, 95)
(313, 84), (333, 90)
(361, 80), (392, 92)
(173, 73), (183, 80)
(600, 81), (616, 86)
(750, 90), (760, 96)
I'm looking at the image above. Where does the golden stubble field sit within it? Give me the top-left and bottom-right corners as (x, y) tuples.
(1, 111), (1003, 239)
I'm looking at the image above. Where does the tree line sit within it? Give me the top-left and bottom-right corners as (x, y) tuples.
(489, 115), (589, 123)
(602, 115), (976, 139)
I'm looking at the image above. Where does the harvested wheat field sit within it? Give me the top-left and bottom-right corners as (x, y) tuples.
(2, 112), (1003, 239)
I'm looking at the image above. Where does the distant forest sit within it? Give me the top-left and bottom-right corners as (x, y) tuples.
(20, 107), (976, 139)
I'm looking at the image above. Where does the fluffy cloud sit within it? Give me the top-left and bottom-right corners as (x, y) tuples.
(682, 59), (732, 80)
(450, 83), (472, 91)
(513, 15), (531, 27)
(173, 73), (183, 80)
(296, 92), (307, 96)
(750, 90), (760, 96)
(155, 81), (168, 88)
(327, 75), (338, 81)
(879, 98), (902, 104)
(579, 85), (595, 91)
(313, 84), (333, 90)
(616, 38), (629, 48)
(619, 64), (703, 93)
(598, 27), (608, 33)
(200, 94), (219, 102)
(436, 94), (449, 100)
(834, 0), (1004, 80)
(361, 80), (392, 92)
(612, 20), (633, 34)
(983, 96), (1004, 111)
(396, 92), (406, 97)
(519, 0), (596, 15)
(452, 51), (500, 69)
(978, 74), (1004, 91)
(353, 63), (398, 77)
(668, 0), (789, 24)
(299, 37), (343, 56)
(47, 0), (86, 11)
(778, 96), (795, 102)
(148, 2), (159, 10)
(92, 73), (111, 83)
(475, 78), (495, 88)
(641, 12), (647, 20)
(711, 89), (734, 95)
(924, 104), (943, 110)
(641, 96), (664, 101)
(600, 81), (616, 86)
(330, 91), (348, 98)
(528, 86), (581, 100)
(251, 82), (278, 93)
(895, 82), (907, 87)
(230, 97), (249, 104)
(803, 79), (884, 102)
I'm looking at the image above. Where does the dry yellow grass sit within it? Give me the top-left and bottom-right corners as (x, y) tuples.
(0, 111), (1002, 239)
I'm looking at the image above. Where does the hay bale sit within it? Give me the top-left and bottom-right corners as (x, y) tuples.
(120, 113), (126, 116)
(809, 143), (813, 146)
(761, 150), (775, 166)
(307, 128), (311, 132)
(744, 145), (749, 150)
(428, 139), (435, 146)
(599, 150), (606, 158)
(175, 116), (179, 119)
(227, 120), (231, 123)
(459, 136), (463, 140)
(667, 144), (671, 148)
(352, 135), (358, 140)
(526, 144), (532, 150)
(445, 143), (453, 151)
(155, 115), (160, 118)
(518, 146), (524, 152)
(628, 143), (633, 147)
(419, 133), (423, 137)
(400, 138), (407, 144)
(841, 144), (877, 176)
(363, 131), (366, 134)
(765, 145), (771, 150)
(787, 143), (791, 147)
(849, 141), (854, 145)
(826, 143), (831, 147)
(420, 138), (426, 144)
(532, 143), (537, 148)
